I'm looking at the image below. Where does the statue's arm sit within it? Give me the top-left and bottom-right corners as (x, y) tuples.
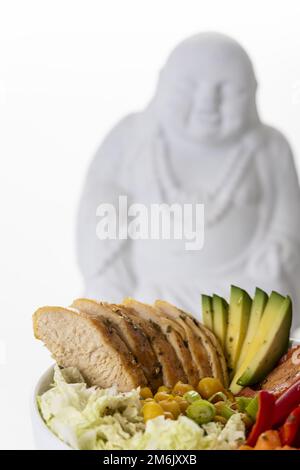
(249, 132), (300, 282)
(272, 136), (300, 241)
(247, 133), (300, 329)
(76, 115), (137, 301)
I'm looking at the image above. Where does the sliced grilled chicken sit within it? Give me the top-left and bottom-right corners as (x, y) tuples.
(155, 300), (211, 380)
(142, 305), (199, 386)
(71, 298), (161, 390)
(33, 306), (146, 391)
(155, 300), (227, 385)
(157, 317), (199, 387)
(177, 305), (228, 386)
(190, 316), (229, 387)
(122, 298), (187, 387)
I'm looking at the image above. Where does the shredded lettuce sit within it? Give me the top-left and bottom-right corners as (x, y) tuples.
(131, 414), (245, 450)
(37, 366), (144, 450)
(38, 366), (245, 450)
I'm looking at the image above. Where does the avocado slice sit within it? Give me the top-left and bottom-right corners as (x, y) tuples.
(236, 287), (268, 370)
(229, 291), (291, 394)
(202, 295), (213, 331)
(212, 294), (228, 349)
(237, 294), (292, 387)
(225, 286), (251, 374)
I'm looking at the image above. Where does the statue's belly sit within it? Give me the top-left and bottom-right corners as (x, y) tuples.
(201, 204), (259, 268)
(131, 204), (260, 280)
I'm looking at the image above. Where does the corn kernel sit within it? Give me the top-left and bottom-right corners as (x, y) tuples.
(172, 381), (194, 396)
(154, 391), (173, 402)
(173, 396), (189, 413)
(142, 401), (164, 422)
(140, 387), (153, 399)
(197, 377), (224, 399)
(157, 385), (171, 393)
(159, 399), (181, 419)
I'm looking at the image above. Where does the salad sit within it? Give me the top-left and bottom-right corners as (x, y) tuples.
(37, 366), (245, 450)
(34, 285), (300, 450)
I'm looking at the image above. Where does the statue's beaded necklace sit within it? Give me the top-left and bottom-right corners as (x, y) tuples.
(154, 128), (259, 227)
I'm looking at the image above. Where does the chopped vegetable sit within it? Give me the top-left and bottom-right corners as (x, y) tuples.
(172, 381), (194, 396)
(275, 445), (298, 450)
(245, 396), (259, 421)
(159, 400), (181, 419)
(183, 390), (201, 403)
(154, 391), (173, 401)
(186, 399), (216, 425)
(246, 391), (275, 447)
(254, 430), (281, 450)
(140, 387), (153, 399)
(173, 395), (189, 412)
(39, 366), (248, 449)
(214, 402), (235, 420)
(272, 379), (300, 426)
(209, 391), (228, 403)
(280, 406), (300, 446)
(142, 401), (164, 422)
(157, 386), (171, 393)
(236, 396), (252, 413)
(197, 377), (224, 399)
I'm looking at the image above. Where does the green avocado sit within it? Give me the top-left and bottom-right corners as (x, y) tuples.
(212, 294), (228, 349)
(237, 294), (292, 387)
(236, 287), (268, 371)
(202, 295), (213, 331)
(225, 286), (252, 374)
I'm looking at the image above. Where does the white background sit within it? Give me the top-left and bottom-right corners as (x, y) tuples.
(1, 0), (300, 449)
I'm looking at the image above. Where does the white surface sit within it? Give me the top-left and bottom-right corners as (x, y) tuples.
(1, 0), (300, 449)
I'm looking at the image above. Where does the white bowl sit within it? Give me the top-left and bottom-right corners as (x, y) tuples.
(31, 365), (70, 450)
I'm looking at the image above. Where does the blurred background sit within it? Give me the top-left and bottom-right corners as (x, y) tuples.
(1, 0), (300, 449)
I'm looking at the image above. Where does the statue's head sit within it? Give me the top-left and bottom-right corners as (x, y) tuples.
(155, 33), (259, 145)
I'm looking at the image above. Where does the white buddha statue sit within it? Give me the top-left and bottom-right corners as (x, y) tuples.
(77, 33), (300, 330)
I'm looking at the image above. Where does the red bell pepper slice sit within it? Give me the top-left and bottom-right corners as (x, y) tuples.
(280, 406), (300, 446)
(272, 379), (300, 427)
(246, 390), (275, 447)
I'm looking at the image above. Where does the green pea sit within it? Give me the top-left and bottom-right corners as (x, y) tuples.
(245, 396), (258, 421)
(183, 390), (201, 403)
(186, 399), (216, 424)
(208, 391), (228, 403)
(214, 402), (235, 420)
(235, 396), (252, 413)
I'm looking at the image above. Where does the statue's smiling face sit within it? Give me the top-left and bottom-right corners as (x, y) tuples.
(156, 34), (258, 145)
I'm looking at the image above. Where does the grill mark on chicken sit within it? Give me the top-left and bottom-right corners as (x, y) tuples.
(71, 298), (161, 390)
(155, 300), (228, 386)
(33, 298), (228, 392)
(122, 299), (187, 388)
(188, 314), (229, 387)
(132, 301), (199, 387)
